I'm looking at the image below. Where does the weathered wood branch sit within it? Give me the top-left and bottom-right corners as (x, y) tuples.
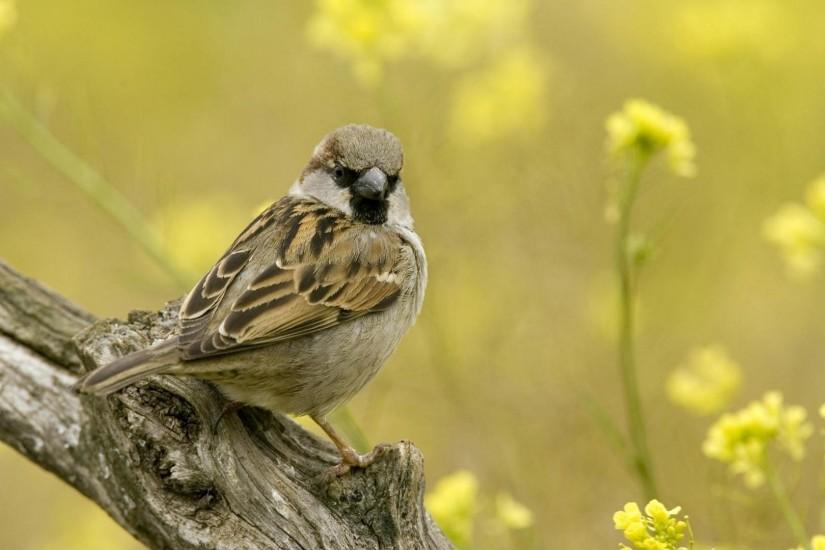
(0, 260), (450, 549)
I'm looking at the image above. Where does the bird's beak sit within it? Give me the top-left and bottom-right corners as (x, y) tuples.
(352, 167), (388, 200)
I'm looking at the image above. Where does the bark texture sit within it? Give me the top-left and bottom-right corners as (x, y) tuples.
(0, 260), (451, 550)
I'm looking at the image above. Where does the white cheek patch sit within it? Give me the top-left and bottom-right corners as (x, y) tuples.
(381, 183), (412, 227)
(297, 170), (353, 216)
(332, 188), (354, 216)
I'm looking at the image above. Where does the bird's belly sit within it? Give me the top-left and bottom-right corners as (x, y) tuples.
(197, 304), (414, 417)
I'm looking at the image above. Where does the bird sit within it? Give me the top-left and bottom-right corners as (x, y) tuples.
(74, 124), (427, 476)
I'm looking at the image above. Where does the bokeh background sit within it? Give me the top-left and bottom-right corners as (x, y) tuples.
(2, 1), (825, 548)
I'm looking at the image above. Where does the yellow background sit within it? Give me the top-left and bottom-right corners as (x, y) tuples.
(2, 1), (825, 548)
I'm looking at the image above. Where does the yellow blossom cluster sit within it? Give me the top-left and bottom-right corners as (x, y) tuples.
(425, 470), (479, 548)
(764, 175), (825, 279)
(606, 99), (696, 178)
(307, 0), (548, 145)
(703, 392), (813, 487)
(307, 0), (529, 85)
(666, 346), (742, 416)
(613, 500), (690, 550)
(307, 0), (424, 86)
(425, 470), (533, 548)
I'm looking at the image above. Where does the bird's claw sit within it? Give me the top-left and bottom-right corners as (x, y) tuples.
(322, 443), (392, 480)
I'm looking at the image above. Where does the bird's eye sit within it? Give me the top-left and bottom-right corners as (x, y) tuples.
(331, 165), (357, 187)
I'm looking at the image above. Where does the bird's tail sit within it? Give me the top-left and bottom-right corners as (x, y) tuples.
(73, 338), (181, 396)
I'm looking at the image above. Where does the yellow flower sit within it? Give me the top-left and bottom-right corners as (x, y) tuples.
(606, 99), (696, 178)
(613, 500), (689, 550)
(425, 470), (478, 549)
(494, 493), (533, 530)
(306, 0), (423, 86)
(0, 0), (16, 37)
(703, 392), (813, 488)
(449, 47), (548, 145)
(306, 0), (531, 87)
(763, 203), (825, 279)
(307, 0), (545, 146)
(666, 346), (742, 416)
(307, 0), (529, 77)
(614, 502), (645, 542)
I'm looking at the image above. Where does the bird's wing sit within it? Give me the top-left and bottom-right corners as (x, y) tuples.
(176, 196), (408, 360)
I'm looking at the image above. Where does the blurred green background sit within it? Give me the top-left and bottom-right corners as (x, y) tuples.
(2, 1), (825, 548)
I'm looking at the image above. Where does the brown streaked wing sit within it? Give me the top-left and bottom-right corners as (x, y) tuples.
(180, 201), (407, 361)
(177, 197), (290, 323)
(175, 198), (294, 355)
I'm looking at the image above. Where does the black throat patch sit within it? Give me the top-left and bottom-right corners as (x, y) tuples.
(350, 196), (388, 225)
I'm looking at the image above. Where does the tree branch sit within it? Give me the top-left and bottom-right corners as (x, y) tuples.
(0, 259), (451, 550)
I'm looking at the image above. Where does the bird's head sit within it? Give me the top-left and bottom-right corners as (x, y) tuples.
(294, 124), (412, 227)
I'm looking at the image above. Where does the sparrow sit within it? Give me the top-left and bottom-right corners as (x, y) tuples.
(75, 124), (427, 475)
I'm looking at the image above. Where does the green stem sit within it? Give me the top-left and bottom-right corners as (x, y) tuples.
(577, 387), (629, 459)
(0, 88), (190, 288)
(765, 458), (809, 550)
(685, 516), (695, 549)
(615, 147), (658, 500)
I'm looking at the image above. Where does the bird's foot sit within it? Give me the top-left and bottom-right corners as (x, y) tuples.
(323, 443), (392, 479)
